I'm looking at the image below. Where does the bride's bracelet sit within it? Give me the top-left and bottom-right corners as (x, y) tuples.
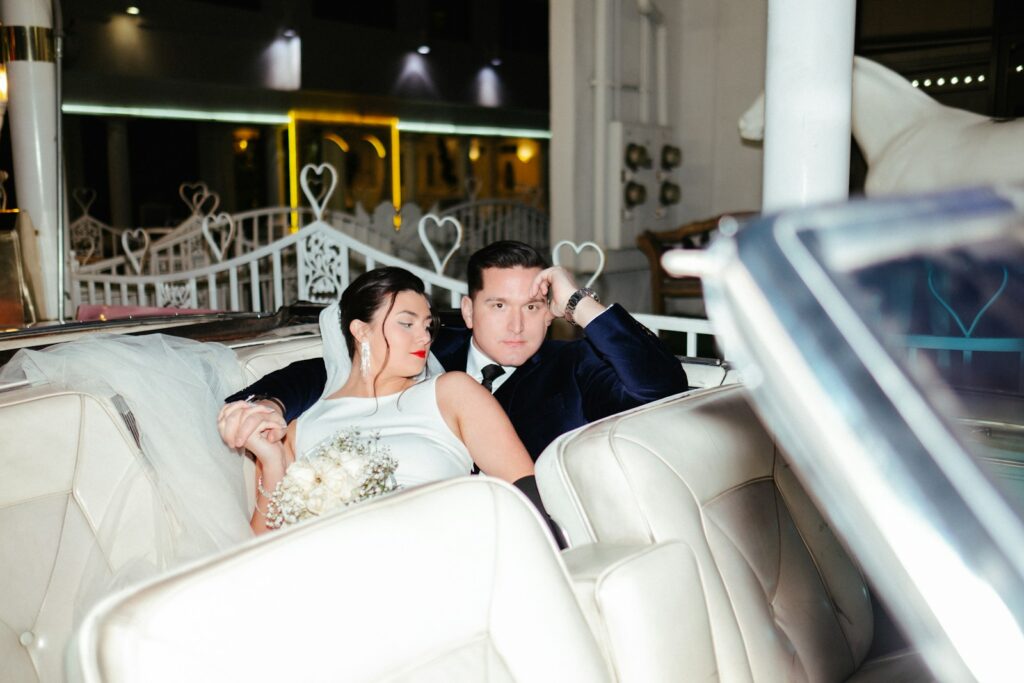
(257, 475), (276, 500)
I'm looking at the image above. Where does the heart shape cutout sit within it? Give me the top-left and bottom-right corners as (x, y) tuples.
(72, 187), (97, 215)
(178, 182), (209, 214)
(300, 163), (339, 221)
(120, 228), (151, 274)
(551, 240), (606, 289)
(202, 212), (236, 262)
(418, 213), (463, 274)
(927, 265), (1008, 338)
(193, 188), (220, 217)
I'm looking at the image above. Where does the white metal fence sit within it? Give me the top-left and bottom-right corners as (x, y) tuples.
(68, 163), (714, 354)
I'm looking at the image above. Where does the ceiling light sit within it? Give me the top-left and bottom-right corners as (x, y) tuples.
(282, 28), (297, 39)
(965, 76), (973, 84)
(936, 77), (945, 86)
(490, 57), (502, 67)
(923, 79), (932, 87)
(1016, 65), (1023, 73)
(911, 79), (919, 87)
(950, 76), (959, 85)
(417, 44), (431, 55)
(978, 74), (986, 82)
(126, 6), (140, 15)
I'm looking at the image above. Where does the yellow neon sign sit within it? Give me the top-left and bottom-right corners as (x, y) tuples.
(287, 110), (402, 231)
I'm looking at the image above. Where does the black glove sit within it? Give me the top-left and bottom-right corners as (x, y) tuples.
(512, 475), (568, 550)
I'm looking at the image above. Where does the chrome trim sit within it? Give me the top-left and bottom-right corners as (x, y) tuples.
(1, 26), (55, 63)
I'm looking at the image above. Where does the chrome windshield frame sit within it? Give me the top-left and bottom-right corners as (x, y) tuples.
(703, 186), (1024, 681)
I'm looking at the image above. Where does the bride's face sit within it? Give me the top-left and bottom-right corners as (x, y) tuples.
(367, 290), (434, 378)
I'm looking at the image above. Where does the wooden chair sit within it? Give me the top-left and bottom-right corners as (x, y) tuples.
(637, 212), (756, 314)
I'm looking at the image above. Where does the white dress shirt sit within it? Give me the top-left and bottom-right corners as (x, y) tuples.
(465, 338), (516, 393)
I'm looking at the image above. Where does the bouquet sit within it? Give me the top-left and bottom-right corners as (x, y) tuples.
(264, 429), (398, 529)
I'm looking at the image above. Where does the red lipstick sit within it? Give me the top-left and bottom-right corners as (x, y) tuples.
(412, 350), (427, 358)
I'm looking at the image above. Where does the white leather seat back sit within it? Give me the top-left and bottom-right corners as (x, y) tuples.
(0, 386), (161, 683)
(230, 336), (323, 383)
(537, 384), (875, 683)
(70, 478), (611, 683)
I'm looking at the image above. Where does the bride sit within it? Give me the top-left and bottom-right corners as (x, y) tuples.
(218, 267), (546, 536)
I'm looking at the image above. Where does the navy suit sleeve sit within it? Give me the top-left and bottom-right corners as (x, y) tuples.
(224, 357), (327, 422)
(576, 304), (688, 421)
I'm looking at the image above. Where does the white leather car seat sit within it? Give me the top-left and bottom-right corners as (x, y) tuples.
(68, 477), (612, 683)
(0, 385), (162, 683)
(230, 336), (323, 383)
(536, 384), (931, 682)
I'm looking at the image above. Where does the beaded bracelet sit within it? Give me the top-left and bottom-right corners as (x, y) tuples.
(257, 475), (275, 500)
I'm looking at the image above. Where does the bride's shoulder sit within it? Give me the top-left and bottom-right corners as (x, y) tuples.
(435, 371), (485, 396)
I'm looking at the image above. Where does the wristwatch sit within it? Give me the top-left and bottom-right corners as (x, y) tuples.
(563, 288), (600, 326)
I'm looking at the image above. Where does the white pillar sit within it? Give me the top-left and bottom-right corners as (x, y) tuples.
(762, 0), (856, 211)
(549, 0), (579, 246)
(1, 0), (60, 320)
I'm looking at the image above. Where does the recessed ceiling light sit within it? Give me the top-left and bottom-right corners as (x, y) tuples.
(936, 77), (945, 86)
(950, 76), (959, 84)
(126, 6), (140, 15)
(978, 74), (986, 82)
(965, 76), (973, 84)
(417, 44), (431, 55)
(490, 57), (502, 67)
(911, 79), (919, 87)
(923, 79), (932, 87)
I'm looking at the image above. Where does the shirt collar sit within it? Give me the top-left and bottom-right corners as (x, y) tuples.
(466, 338), (516, 392)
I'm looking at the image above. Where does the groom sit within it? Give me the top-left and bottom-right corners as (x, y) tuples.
(223, 240), (688, 459)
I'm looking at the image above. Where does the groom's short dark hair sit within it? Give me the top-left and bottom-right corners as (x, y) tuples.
(467, 241), (549, 298)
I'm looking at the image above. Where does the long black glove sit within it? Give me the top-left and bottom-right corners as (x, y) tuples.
(513, 475), (568, 550)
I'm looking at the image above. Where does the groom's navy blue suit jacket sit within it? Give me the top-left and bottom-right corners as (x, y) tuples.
(229, 304), (687, 459)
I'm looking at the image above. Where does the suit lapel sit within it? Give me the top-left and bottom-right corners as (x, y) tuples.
(493, 344), (546, 402)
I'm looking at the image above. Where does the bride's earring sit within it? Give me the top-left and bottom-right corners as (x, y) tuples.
(360, 339), (372, 378)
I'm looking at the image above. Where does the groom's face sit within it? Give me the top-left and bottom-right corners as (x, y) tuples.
(461, 266), (552, 367)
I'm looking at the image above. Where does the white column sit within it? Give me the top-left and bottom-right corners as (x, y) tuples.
(549, 0), (578, 246)
(1, 0), (60, 320)
(762, 0), (856, 211)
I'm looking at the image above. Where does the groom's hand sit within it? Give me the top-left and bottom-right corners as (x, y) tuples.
(529, 266), (605, 328)
(218, 400), (287, 449)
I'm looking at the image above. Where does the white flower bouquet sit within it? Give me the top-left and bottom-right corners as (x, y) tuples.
(264, 430), (398, 529)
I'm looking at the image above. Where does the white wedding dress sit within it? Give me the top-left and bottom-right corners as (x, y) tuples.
(298, 301), (470, 486)
(296, 376), (473, 487)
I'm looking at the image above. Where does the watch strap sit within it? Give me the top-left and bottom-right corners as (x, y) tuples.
(564, 287), (600, 326)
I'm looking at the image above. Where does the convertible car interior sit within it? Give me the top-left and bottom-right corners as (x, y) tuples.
(0, 330), (928, 682)
(7, 184), (1022, 683)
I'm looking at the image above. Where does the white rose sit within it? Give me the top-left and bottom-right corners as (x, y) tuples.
(286, 461), (318, 494)
(305, 488), (326, 515)
(320, 462), (354, 496)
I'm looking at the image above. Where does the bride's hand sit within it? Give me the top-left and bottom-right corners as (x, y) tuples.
(241, 418), (289, 468)
(218, 400), (287, 449)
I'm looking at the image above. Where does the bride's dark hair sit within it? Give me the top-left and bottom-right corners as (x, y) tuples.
(339, 267), (440, 373)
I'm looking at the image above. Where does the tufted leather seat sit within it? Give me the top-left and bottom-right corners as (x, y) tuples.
(536, 384), (932, 682)
(0, 385), (162, 683)
(68, 477), (612, 683)
(0, 334), (326, 682)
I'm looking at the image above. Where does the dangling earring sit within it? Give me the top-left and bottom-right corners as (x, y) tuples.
(360, 339), (372, 379)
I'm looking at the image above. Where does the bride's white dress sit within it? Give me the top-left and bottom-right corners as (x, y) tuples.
(297, 374), (472, 487)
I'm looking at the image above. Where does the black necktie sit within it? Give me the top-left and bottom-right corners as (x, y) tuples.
(480, 364), (505, 393)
